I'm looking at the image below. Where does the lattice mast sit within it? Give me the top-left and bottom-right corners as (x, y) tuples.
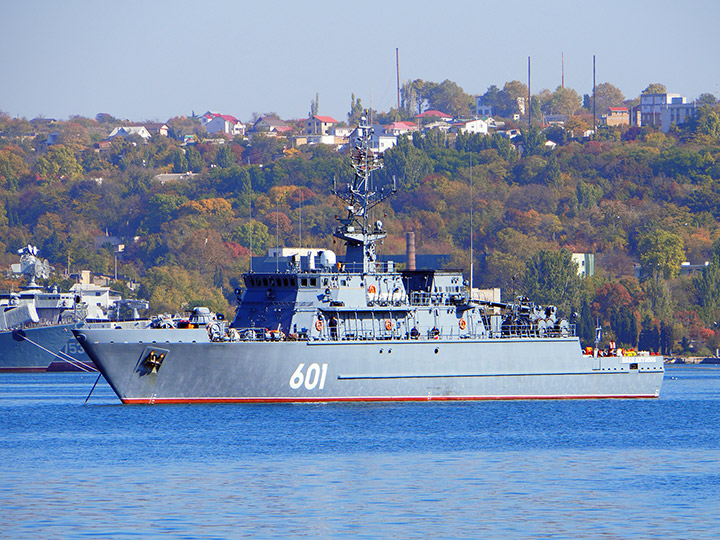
(333, 116), (395, 272)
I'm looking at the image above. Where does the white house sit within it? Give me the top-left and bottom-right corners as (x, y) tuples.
(450, 118), (488, 135)
(350, 125), (397, 152)
(332, 126), (353, 138)
(205, 114), (245, 136)
(108, 126), (152, 140)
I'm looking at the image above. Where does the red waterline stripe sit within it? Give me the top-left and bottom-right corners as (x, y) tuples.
(123, 394), (659, 405)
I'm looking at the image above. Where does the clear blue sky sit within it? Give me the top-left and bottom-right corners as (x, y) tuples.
(1, 0), (718, 122)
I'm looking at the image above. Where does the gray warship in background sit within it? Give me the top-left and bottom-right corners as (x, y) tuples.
(74, 119), (664, 404)
(0, 246), (149, 372)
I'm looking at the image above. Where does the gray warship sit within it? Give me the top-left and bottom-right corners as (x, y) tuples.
(74, 119), (664, 404)
(0, 246), (149, 372)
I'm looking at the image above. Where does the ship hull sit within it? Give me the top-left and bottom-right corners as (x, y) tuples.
(75, 328), (664, 404)
(0, 324), (92, 372)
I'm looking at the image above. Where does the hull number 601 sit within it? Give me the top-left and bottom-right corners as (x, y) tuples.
(289, 363), (328, 390)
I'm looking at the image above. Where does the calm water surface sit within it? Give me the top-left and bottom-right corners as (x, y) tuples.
(2, 366), (720, 539)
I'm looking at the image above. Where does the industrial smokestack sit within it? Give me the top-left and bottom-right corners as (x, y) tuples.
(406, 232), (416, 271)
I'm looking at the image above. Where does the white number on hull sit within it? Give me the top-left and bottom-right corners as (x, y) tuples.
(289, 363), (328, 390)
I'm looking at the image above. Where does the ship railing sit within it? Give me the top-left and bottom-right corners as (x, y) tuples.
(223, 327), (288, 342)
(488, 322), (576, 339)
(321, 322), (576, 342)
(409, 292), (465, 306)
(337, 261), (393, 273)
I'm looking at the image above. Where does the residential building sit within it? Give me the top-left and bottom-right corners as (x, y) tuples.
(415, 110), (453, 122)
(350, 125), (397, 152)
(481, 116), (504, 129)
(498, 128), (521, 139)
(332, 126), (353, 138)
(450, 118), (488, 135)
(639, 93), (677, 126)
(206, 114), (245, 136)
(543, 114), (568, 126)
(661, 98), (697, 133)
(422, 121), (452, 133)
(252, 116), (292, 136)
(601, 107), (629, 127)
(198, 111), (219, 126)
(144, 123), (169, 137)
(293, 134), (340, 146)
(475, 97), (492, 117)
(636, 93), (697, 132)
(306, 115), (338, 135)
(386, 121), (417, 136)
(108, 126), (152, 140)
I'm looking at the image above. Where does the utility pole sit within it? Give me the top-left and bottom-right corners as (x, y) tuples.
(396, 48), (401, 110)
(528, 56), (532, 132)
(593, 54), (596, 140)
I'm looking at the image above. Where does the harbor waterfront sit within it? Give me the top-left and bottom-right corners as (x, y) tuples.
(1, 366), (719, 539)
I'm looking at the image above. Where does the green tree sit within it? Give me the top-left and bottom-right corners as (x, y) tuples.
(232, 219), (270, 254)
(0, 146), (29, 190)
(497, 81), (528, 117)
(477, 85), (502, 115)
(427, 80), (473, 117)
(638, 316), (660, 352)
(523, 248), (582, 314)
(348, 93), (364, 125)
(138, 264), (228, 315)
(172, 149), (188, 173)
(637, 229), (685, 281)
(186, 147), (204, 173)
(642, 83), (667, 95)
(695, 238), (720, 324)
(380, 136), (433, 191)
(216, 144), (236, 168)
(585, 82), (625, 113)
(696, 93), (718, 106)
(684, 105), (720, 142)
(309, 93), (319, 117)
(35, 145), (83, 181)
(548, 86), (581, 116)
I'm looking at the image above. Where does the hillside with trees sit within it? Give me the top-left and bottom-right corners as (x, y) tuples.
(2, 80), (720, 356)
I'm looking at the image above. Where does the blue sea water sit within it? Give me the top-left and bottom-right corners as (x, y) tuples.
(1, 367), (720, 539)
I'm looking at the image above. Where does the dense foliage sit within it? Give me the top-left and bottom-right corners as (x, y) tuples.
(3, 94), (720, 356)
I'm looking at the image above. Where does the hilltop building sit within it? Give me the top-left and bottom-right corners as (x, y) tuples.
(636, 93), (697, 132)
